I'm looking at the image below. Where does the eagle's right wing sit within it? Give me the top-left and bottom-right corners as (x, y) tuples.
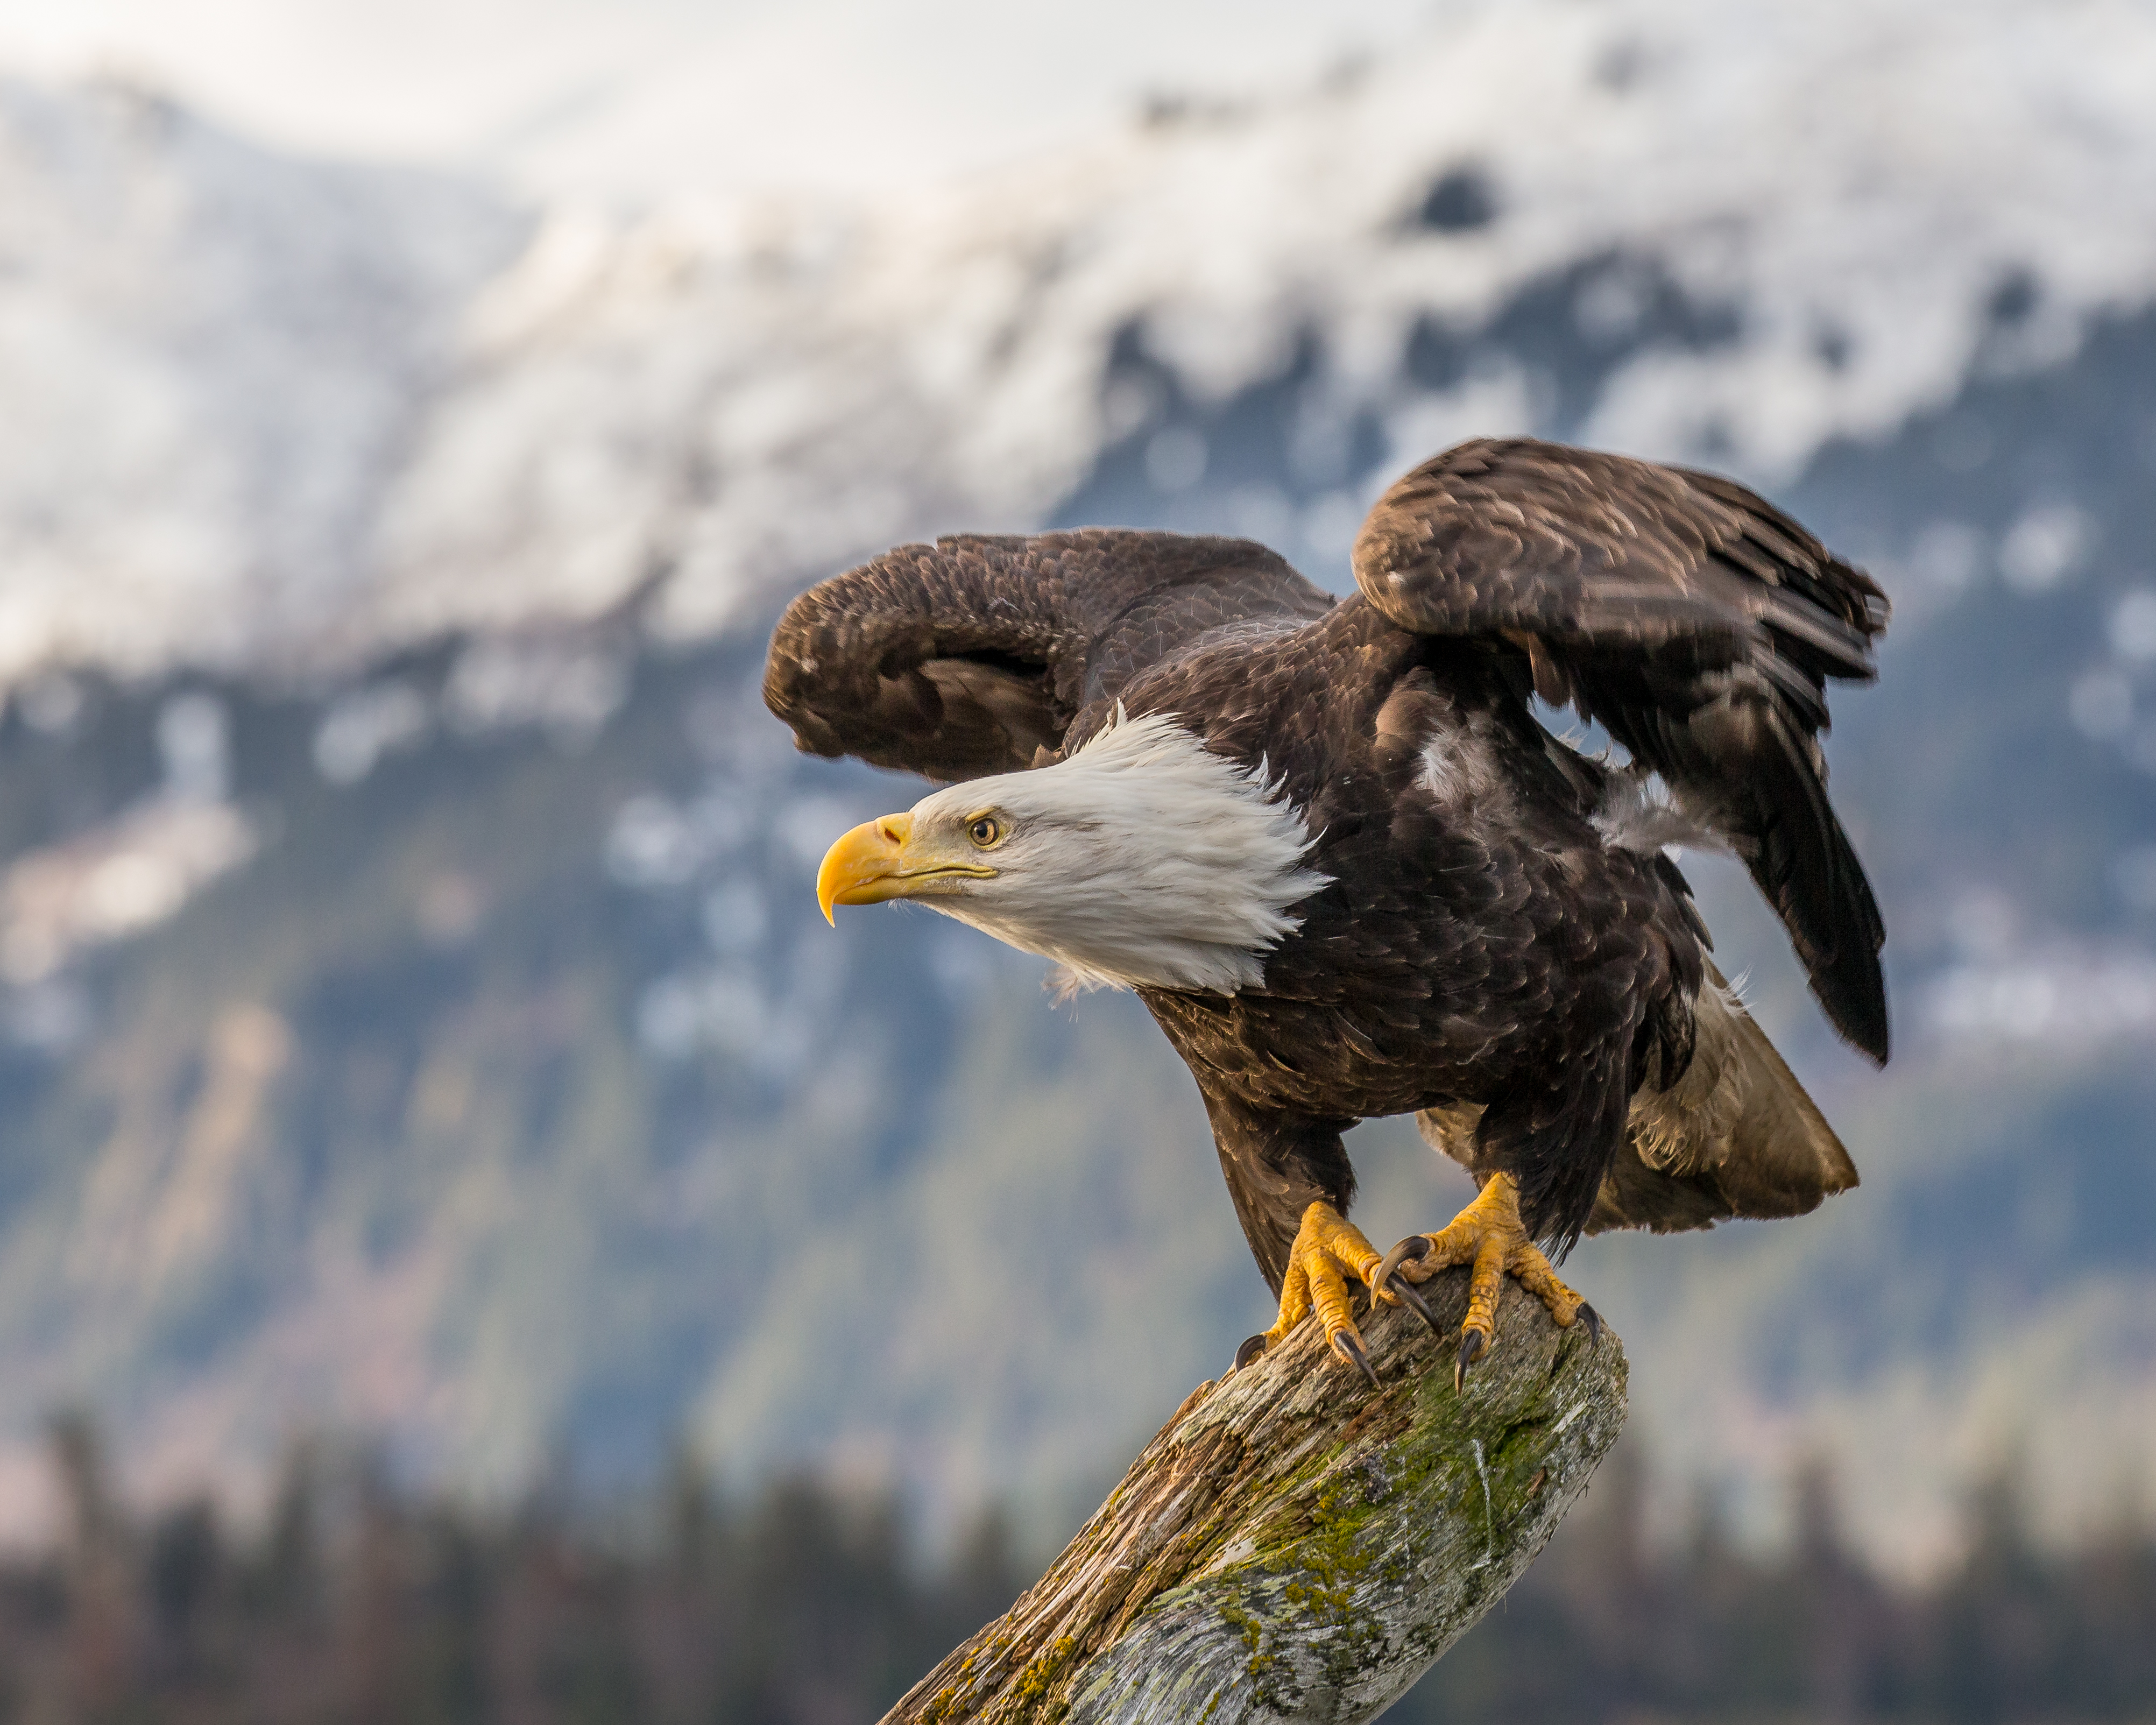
(764, 530), (1334, 783)
(1353, 437), (1891, 1063)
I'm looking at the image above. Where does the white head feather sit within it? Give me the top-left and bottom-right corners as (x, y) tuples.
(907, 710), (1330, 994)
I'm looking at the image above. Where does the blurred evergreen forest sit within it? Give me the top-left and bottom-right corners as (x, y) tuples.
(0, 1418), (2149, 1724)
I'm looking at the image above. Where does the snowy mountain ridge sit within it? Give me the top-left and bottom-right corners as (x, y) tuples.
(0, 76), (525, 690)
(5, 0), (2156, 694)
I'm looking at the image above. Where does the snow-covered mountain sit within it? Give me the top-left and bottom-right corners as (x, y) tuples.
(0, 1), (2153, 1566)
(11, 1), (2156, 681)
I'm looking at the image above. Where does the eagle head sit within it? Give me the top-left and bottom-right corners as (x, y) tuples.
(814, 712), (1329, 995)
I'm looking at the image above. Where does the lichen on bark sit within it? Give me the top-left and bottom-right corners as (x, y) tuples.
(883, 1265), (1627, 1724)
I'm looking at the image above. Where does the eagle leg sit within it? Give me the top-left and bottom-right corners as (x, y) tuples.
(1375, 1172), (1599, 1393)
(1234, 1201), (1395, 1386)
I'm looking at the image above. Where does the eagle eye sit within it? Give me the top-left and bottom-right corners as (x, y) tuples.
(966, 815), (1004, 849)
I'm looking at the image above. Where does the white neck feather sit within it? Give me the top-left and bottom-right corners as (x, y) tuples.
(911, 712), (1330, 995)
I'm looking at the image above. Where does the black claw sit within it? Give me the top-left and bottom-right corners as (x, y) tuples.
(1331, 1330), (1380, 1390)
(1390, 1275), (1442, 1334)
(1371, 1237), (1443, 1335)
(1372, 1234), (1427, 1289)
(1454, 1327), (1488, 1394)
(1233, 1334), (1268, 1373)
(1579, 1304), (1602, 1349)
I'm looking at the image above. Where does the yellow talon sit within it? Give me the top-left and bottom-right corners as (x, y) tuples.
(1383, 1172), (1597, 1391)
(1245, 1201), (1387, 1386)
(1233, 1179), (1597, 1391)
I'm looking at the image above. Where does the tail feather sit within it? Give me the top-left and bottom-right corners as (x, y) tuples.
(1413, 966), (1859, 1239)
(1588, 964), (1858, 1235)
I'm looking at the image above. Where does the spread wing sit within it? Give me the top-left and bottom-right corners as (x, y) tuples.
(1354, 437), (1891, 1062)
(764, 529), (1334, 782)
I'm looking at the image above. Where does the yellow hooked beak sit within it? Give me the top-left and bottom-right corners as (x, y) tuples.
(815, 812), (996, 924)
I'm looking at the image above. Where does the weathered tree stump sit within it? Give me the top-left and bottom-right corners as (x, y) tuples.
(883, 1267), (1625, 1724)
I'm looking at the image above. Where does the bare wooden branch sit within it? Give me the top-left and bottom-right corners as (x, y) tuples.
(883, 1268), (1627, 1724)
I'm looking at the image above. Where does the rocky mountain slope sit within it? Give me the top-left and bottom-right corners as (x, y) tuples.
(0, 4), (2152, 1562)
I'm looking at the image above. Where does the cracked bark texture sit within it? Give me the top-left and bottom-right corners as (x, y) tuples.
(882, 1266), (1627, 1724)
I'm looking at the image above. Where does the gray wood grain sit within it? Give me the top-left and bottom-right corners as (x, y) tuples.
(883, 1266), (1627, 1723)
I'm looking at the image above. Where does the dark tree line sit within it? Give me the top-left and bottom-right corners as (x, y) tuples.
(0, 1417), (1020, 1725)
(1404, 1446), (2156, 1725)
(0, 1417), (2149, 1724)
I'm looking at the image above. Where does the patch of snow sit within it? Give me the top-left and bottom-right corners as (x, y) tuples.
(1924, 944), (2156, 1048)
(0, 795), (258, 984)
(313, 681), (432, 784)
(2109, 589), (2156, 662)
(442, 635), (630, 744)
(157, 691), (232, 802)
(604, 789), (751, 890)
(1998, 504), (2090, 595)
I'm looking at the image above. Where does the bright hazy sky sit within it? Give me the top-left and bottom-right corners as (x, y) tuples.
(0, 0), (1438, 199)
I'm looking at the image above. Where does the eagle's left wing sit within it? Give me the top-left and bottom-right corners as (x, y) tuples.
(1353, 437), (1890, 1062)
(765, 530), (1334, 782)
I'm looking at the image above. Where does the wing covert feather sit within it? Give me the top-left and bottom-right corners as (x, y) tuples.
(764, 530), (1332, 782)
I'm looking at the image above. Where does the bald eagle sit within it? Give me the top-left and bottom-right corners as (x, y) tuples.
(765, 438), (1886, 1385)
